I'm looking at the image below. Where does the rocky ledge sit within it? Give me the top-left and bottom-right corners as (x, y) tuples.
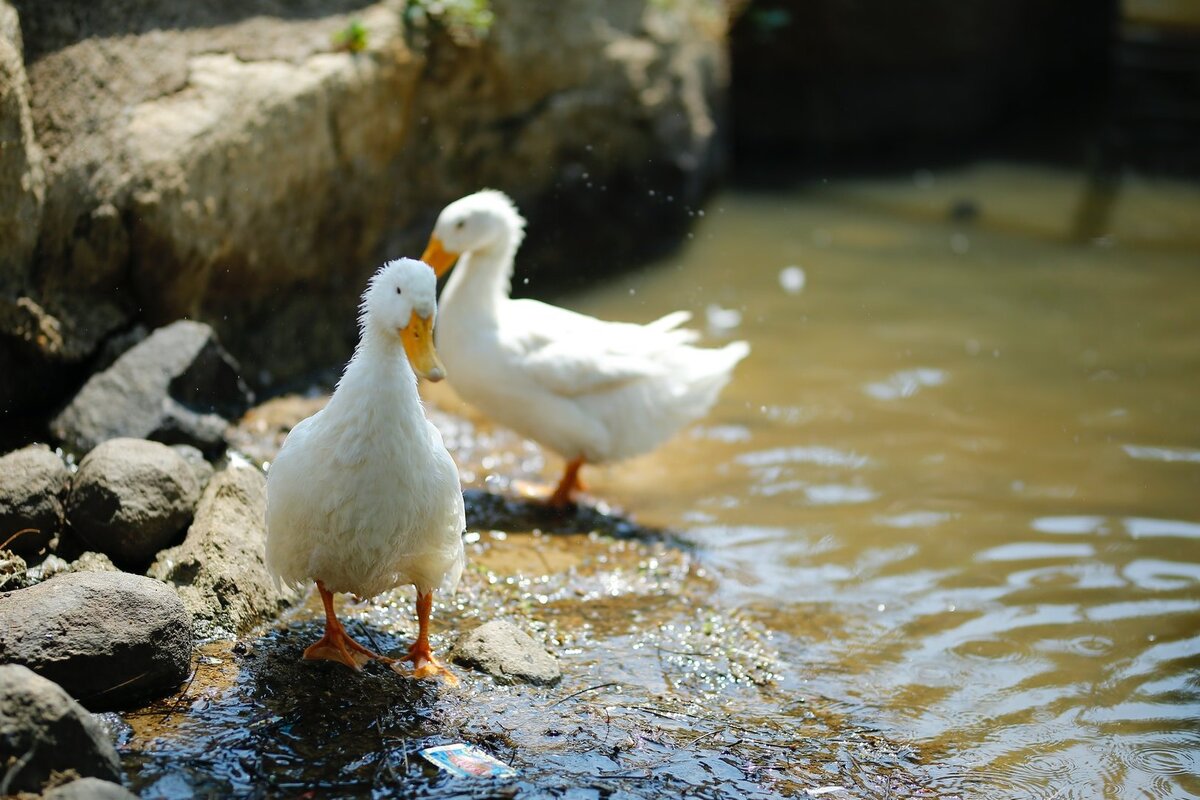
(1, 0), (727, 414)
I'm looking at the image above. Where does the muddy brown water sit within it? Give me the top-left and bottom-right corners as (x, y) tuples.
(555, 163), (1200, 799)
(116, 163), (1199, 799)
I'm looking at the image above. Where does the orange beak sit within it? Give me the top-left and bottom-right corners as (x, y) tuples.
(400, 310), (445, 382)
(420, 236), (459, 278)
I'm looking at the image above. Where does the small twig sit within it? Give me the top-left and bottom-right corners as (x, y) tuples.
(547, 681), (621, 707)
(0, 741), (37, 796)
(161, 663), (202, 722)
(81, 670), (149, 700)
(0, 528), (37, 551)
(357, 620), (389, 659)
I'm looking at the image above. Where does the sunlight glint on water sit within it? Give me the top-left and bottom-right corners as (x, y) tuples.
(564, 163), (1200, 799)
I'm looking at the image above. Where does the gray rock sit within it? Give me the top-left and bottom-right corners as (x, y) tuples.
(170, 444), (215, 491)
(451, 620), (561, 686)
(42, 777), (139, 800)
(0, 548), (27, 591)
(0, 571), (193, 710)
(65, 438), (200, 568)
(22, 552), (114, 585)
(0, 664), (122, 793)
(50, 321), (254, 456)
(66, 551), (119, 575)
(148, 461), (297, 636)
(0, 444), (69, 557)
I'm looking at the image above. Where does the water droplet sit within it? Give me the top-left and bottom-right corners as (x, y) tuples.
(779, 265), (806, 294)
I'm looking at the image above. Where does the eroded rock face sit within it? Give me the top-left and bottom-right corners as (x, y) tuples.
(0, 571), (193, 710)
(451, 619), (561, 685)
(0, 0), (44, 310)
(0, 443), (69, 557)
(3, 0), (727, 407)
(0, 664), (123, 793)
(50, 321), (254, 456)
(148, 461), (298, 636)
(65, 438), (200, 568)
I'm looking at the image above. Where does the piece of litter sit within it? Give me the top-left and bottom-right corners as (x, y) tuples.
(420, 743), (517, 779)
(805, 788), (848, 797)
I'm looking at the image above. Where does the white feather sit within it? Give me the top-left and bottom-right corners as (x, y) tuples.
(265, 259), (465, 598)
(430, 191), (750, 465)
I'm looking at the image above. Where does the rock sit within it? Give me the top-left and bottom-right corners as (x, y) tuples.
(5, 0), (725, 405)
(50, 321), (253, 456)
(451, 620), (561, 686)
(0, 444), (69, 557)
(65, 438), (200, 568)
(0, 571), (192, 710)
(42, 778), (139, 800)
(66, 551), (119, 574)
(21, 552), (114, 585)
(0, 664), (122, 793)
(170, 444), (215, 491)
(148, 460), (297, 636)
(0, 0), (45, 313)
(0, 548), (27, 591)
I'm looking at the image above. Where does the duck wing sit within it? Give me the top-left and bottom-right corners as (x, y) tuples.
(504, 299), (695, 397)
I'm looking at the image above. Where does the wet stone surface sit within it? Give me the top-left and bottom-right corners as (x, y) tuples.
(117, 531), (940, 799)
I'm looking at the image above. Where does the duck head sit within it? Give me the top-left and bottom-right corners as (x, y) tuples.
(362, 258), (446, 381)
(421, 190), (526, 277)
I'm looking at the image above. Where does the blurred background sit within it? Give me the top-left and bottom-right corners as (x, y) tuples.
(3, 1), (1199, 798)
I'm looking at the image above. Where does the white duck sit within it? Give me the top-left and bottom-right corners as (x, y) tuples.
(421, 190), (750, 506)
(265, 258), (464, 682)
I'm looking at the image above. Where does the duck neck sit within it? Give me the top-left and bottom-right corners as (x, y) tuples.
(328, 326), (424, 436)
(441, 232), (517, 324)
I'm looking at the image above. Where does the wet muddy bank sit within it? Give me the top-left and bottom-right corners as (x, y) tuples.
(115, 529), (940, 799)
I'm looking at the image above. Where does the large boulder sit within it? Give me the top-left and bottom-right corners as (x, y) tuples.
(0, 664), (123, 793)
(4, 0), (726, 406)
(65, 438), (200, 568)
(0, 444), (69, 557)
(0, 571), (192, 710)
(50, 321), (254, 456)
(148, 460), (298, 636)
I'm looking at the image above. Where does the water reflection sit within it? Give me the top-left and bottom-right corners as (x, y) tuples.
(563, 164), (1200, 799)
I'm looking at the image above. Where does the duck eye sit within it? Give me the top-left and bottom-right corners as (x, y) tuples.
(455, 220), (465, 230)
(395, 287), (403, 295)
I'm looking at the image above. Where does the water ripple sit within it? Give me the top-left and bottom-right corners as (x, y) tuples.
(1031, 515), (1109, 535)
(1122, 444), (1200, 464)
(737, 445), (870, 469)
(1123, 517), (1200, 540)
(979, 542), (1096, 561)
(863, 367), (948, 401)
